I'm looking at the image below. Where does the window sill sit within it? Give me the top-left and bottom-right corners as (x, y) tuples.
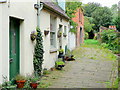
(50, 48), (58, 53)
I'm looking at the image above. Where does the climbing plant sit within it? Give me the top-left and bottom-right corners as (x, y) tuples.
(33, 27), (44, 76)
(66, 1), (82, 33)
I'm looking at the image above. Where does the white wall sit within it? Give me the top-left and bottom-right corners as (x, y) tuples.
(40, 10), (69, 70)
(56, 18), (69, 52)
(68, 32), (76, 51)
(0, 1), (69, 83)
(2, 3), (9, 81)
(1, 1), (37, 82)
(0, 4), (2, 84)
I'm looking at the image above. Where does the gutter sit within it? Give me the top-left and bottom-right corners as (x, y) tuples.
(0, 0), (6, 3)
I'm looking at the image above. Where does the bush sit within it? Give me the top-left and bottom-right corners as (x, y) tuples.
(84, 32), (89, 39)
(100, 29), (119, 53)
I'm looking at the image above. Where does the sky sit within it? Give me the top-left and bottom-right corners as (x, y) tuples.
(81, 0), (119, 7)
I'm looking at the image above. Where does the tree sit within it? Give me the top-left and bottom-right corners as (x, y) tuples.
(111, 4), (118, 23)
(83, 2), (101, 17)
(92, 7), (113, 31)
(84, 16), (94, 32)
(114, 16), (120, 32)
(112, 4), (120, 32)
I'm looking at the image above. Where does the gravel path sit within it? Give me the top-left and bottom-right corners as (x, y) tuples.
(49, 46), (118, 88)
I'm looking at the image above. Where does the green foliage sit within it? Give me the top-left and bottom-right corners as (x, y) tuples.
(111, 4), (118, 24)
(92, 7), (113, 31)
(69, 20), (78, 33)
(15, 74), (26, 81)
(84, 39), (99, 45)
(112, 78), (119, 88)
(84, 32), (89, 40)
(101, 43), (109, 48)
(66, 1), (82, 33)
(34, 27), (44, 76)
(114, 16), (120, 32)
(30, 76), (39, 83)
(83, 2), (101, 17)
(55, 61), (65, 66)
(43, 69), (51, 75)
(2, 76), (17, 89)
(100, 29), (119, 53)
(84, 16), (94, 32)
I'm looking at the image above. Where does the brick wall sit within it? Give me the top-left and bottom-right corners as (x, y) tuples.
(72, 8), (84, 47)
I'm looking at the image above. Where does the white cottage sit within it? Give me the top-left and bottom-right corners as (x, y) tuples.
(0, 0), (69, 83)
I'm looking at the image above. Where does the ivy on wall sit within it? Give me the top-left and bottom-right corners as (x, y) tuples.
(66, 1), (82, 33)
(33, 27), (44, 76)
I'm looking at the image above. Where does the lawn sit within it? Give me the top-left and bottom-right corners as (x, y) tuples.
(84, 39), (99, 45)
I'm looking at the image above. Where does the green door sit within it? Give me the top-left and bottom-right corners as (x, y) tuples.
(9, 17), (20, 80)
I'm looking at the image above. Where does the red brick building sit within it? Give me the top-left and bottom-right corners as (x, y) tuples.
(72, 8), (84, 47)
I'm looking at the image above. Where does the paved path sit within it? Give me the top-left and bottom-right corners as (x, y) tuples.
(49, 46), (118, 88)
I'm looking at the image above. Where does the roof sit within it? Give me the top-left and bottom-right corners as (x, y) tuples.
(41, 0), (69, 20)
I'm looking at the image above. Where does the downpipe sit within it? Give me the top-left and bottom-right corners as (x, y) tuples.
(34, 0), (43, 28)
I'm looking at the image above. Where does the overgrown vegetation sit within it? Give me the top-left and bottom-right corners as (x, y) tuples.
(72, 39), (117, 61)
(34, 27), (44, 76)
(66, 1), (82, 33)
(100, 29), (120, 54)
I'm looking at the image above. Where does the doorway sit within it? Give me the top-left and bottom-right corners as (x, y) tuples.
(9, 17), (20, 80)
(80, 27), (83, 44)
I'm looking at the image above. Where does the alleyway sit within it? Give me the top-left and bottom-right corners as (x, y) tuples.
(48, 40), (118, 88)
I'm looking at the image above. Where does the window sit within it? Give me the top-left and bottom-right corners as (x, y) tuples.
(50, 16), (56, 48)
(64, 26), (67, 35)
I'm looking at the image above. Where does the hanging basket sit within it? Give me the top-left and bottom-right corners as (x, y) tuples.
(63, 33), (67, 37)
(44, 30), (49, 36)
(30, 31), (37, 41)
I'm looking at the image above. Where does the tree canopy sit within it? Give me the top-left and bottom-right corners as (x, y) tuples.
(83, 2), (101, 17)
(84, 16), (94, 32)
(92, 7), (113, 31)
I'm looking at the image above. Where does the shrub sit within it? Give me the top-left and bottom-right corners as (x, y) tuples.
(84, 32), (89, 39)
(100, 29), (119, 53)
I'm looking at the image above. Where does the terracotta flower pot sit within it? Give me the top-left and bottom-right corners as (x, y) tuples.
(30, 83), (38, 89)
(16, 80), (26, 88)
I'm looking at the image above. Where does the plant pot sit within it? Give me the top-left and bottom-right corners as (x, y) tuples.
(63, 34), (67, 37)
(57, 34), (62, 38)
(44, 30), (49, 36)
(30, 34), (36, 41)
(30, 83), (38, 89)
(16, 80), (26, 88)
(58, 65), (65, 67)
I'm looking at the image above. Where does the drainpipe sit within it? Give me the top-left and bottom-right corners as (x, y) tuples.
(34, 0), (43, 28)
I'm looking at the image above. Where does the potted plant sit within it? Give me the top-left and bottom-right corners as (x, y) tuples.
(30, 31), (37, 41)
(55, 58), (65, 70)
(15, 74), (26, 88)
(30, 76), (39, 89)
(57, 31), (62, 38)
(63, 33), (67, 37)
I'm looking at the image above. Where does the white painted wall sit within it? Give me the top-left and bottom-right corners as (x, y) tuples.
(2, 3), (9, 81)
(40, 10), (69, 70)
(0, 4), (2, 84)
(68, 32), (76, 51)
(0, 1), (69, 83)
(1, 1), (37, 82)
